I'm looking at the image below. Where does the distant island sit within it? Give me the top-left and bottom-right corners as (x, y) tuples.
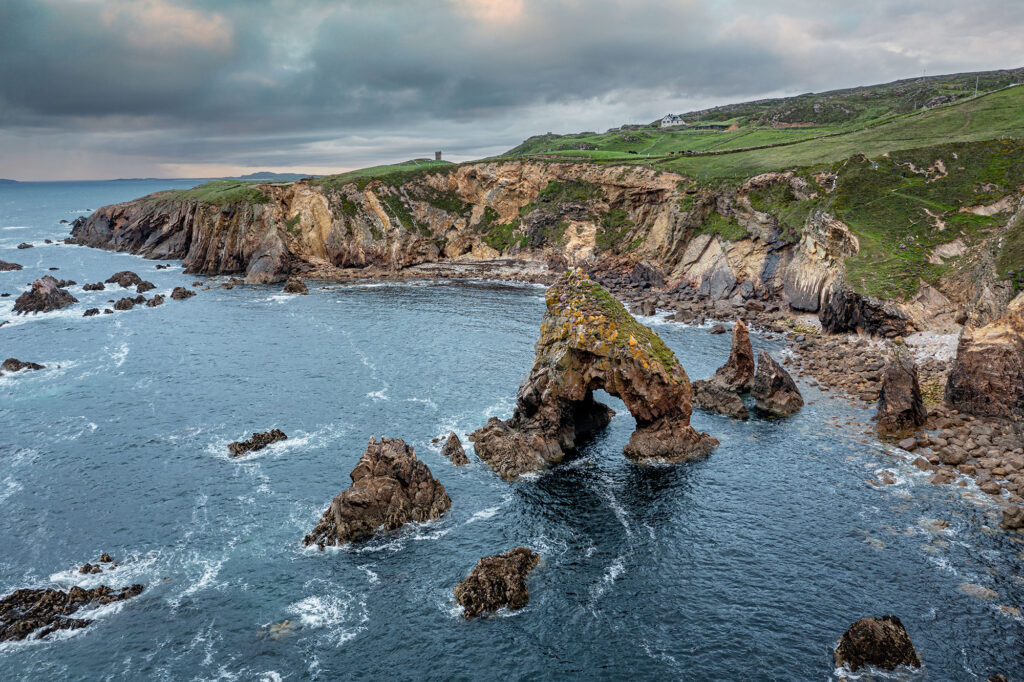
(0, 178), (17, 184)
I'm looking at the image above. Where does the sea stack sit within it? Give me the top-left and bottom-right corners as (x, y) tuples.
(303, 437), (451, 547)
(469, 269), (717, 480)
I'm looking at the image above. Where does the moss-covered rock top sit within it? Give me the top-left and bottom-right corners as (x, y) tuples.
(544, 269), (681, 378)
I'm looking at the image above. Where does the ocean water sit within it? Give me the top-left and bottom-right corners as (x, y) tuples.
(1, 181), (1022, 681)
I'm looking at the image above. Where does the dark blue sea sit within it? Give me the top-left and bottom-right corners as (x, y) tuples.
(1, 180), (1021, 680)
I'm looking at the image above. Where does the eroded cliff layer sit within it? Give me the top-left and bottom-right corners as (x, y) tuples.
(71, 154), (1022, 330)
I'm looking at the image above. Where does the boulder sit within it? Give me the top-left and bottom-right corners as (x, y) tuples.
(469, 270), (717, 480)
(170, 286), (196, 300)
(945, 293), (1024, 420)
(283, 277), (309, 295)
(83, 282), (104, 291)
(113, 297), (135, 311)
(105, 271), (142, 288)
(834, 616), (921, 672)
(136, 281), (156, 293)
(0, 583), (144, 642)
(1, 358), (45, 373)
(708, 323), (728, 334)
(302, 437), (451, 547)
(875, 351), (927, 437)
(12, 276), (78, 314)
(145, 294), (165, 307)
(228, 429), (287, 457)
(629, 261), (665, 288)
(441, 432), (469, 465)
(16, 242), (32, 249)
(454, 547), (540, 618)
(83, 308), (100, 317)
(1001, 506), (1024, 530)
(820, 288), (911, 337)
(751, 351), (803, 416)
(0, 260), (22, 271)
(692, 379), (749, 419)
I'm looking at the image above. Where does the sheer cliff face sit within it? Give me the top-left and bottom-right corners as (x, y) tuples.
(72, 161), (862, 308)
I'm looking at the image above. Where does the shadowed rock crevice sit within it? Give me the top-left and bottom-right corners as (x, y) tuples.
(470, 270), (717, 480)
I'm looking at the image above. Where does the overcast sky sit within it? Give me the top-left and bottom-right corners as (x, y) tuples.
(1, 0), (1022, 180)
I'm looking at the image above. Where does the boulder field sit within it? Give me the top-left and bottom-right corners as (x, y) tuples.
(470, 270), (717, 480)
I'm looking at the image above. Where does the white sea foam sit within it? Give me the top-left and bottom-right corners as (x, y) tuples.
(589, 555), (626, 603)
(366, 389), (389, 401)
(405, 396), (438, 410)
(466, 506), (501, 524)
(2, 225), (31, 230)
(358, 565), (380, 584)
(287, 591), (368, 645)
(0, 477), (23, 504)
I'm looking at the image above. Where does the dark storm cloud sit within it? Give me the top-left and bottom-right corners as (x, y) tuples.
(1, 0), (1022, 179)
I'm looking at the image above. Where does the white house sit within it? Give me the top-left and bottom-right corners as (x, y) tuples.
(660, 114), (685, 128)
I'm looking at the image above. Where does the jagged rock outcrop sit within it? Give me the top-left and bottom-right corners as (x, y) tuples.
(283, 277), (309, 295)
(303, 437), (451, 547)
(12, 276), (78, 314)
(945, 293), (1024, 420)
(170, 286), (195, 300)
(751, 351), (803, 416)
(692, 319), (755, 419)
(114, 297), (136, 311)
(834, 616), (921, 672)
(454, 547), (540, 618)
(820, 288), (911, 337)
(136, 281), (156, 293)
(692, 380), (749, 419)
(83, 282), (105, 291)
(710, 318), (755, 392)
(0, 583), (144, 642)
(16, 242), (32, 249)
(469, 270), (718, 480)
(876, 351), (927, 436)
(228, 429), (287, 456)
(105, 271), (142, 288)
(1, 358), (45, 373)
(441, 432), (469, 465)
(146, 294), (165, 307)
(0, 260), (22, 271)
(83, 308), (100, 317)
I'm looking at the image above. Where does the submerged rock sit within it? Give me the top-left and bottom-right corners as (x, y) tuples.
(469, 270), (717, 480)
(12, 276), (78, 314)
(834, 615), (920, 672)
(16, 242), (33, 249)
(170, 286), (195, 300)
(105, 270), (142, 288)
(83, 282), (105, 291)
(454, 547), (540, 618)
(0, 583), (144, 642)
(875, 351), (927, 436)
(227, 429), (287, 457)
(283, 277), (309, 295)
(83, 308), (100, 317)
(945, 293), (1024, 420)
(303, 437), (451, 547)
(751, 351), (803, 416)
(441, 432), (469, 465)
(1, 358), (45, 373)
(0, 260), (23, 271)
